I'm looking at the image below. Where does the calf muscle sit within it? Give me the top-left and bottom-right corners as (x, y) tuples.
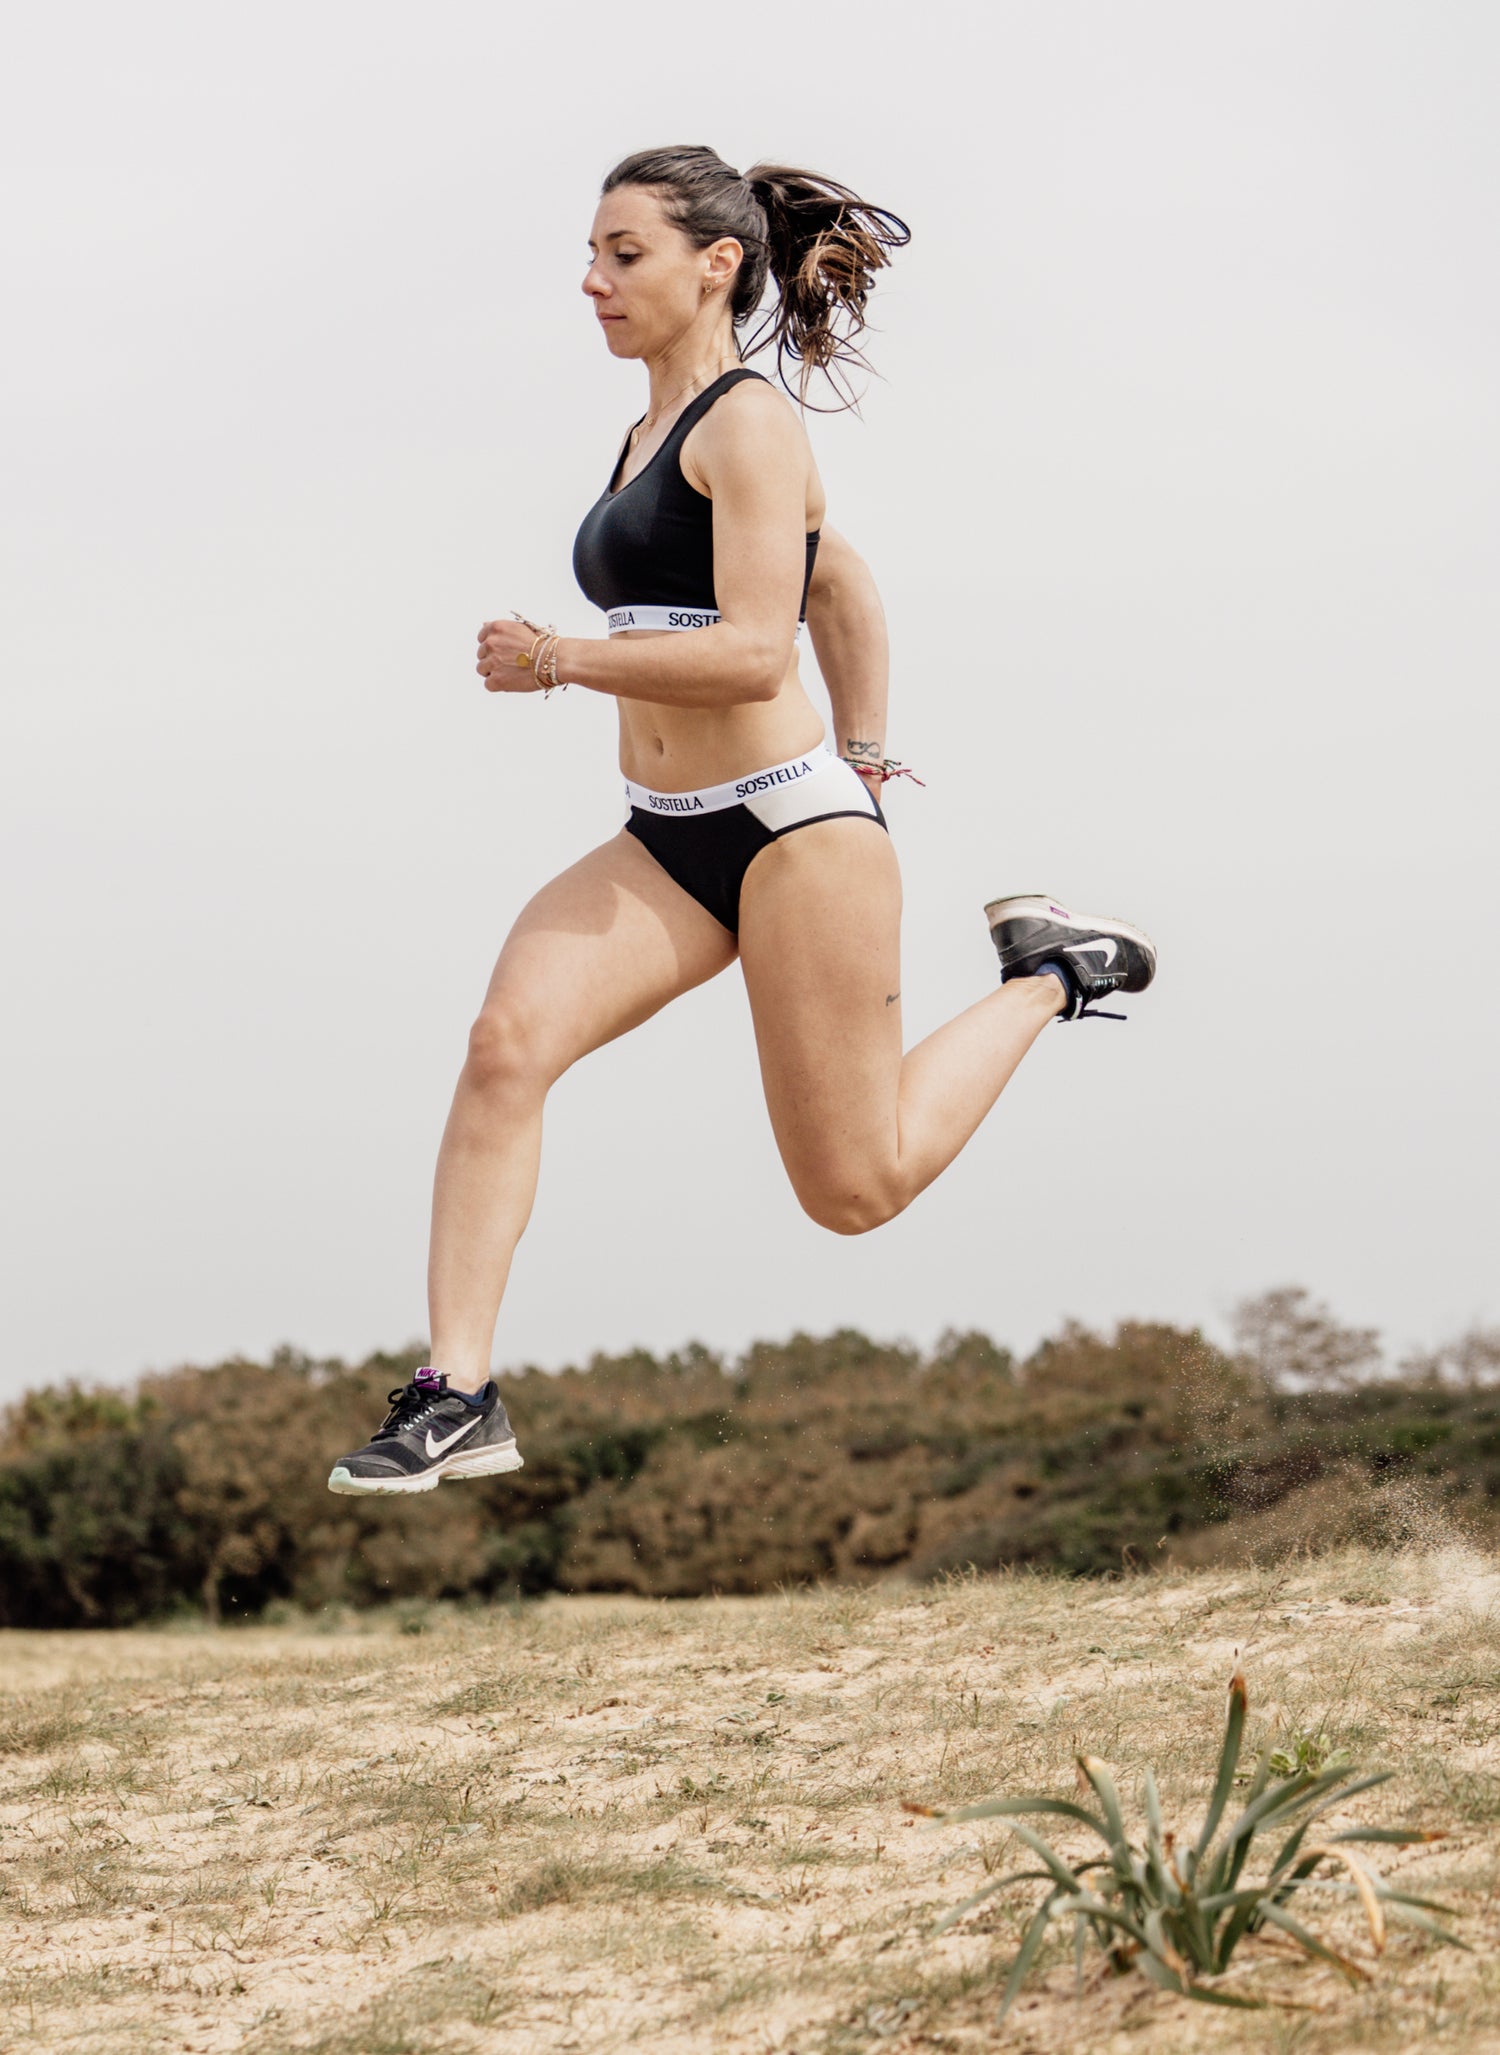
(427, 832), (735, 1381)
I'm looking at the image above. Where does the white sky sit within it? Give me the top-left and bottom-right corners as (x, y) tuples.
(3, 2), (1497, 1401)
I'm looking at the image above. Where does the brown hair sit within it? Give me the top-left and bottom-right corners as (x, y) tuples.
(601, 145), (910, 409)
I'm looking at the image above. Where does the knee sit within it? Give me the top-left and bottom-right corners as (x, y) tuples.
(797, 1174), (906, 1237)
(463, 997), (553, 1096)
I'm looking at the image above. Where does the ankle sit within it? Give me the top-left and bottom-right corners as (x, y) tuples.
(1028, 967), (1072, 1017)
(426, 1362), (490, 1397)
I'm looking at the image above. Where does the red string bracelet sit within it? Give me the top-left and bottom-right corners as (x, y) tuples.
(847, 757), (926, 788)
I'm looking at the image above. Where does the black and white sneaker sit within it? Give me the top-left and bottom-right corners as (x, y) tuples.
(327, 1367), (524, 1496)
(984, 893), (1157, 1022)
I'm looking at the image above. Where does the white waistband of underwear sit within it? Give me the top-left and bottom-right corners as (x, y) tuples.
(625, 740), (835, 817)
(607, 603), (802, 640)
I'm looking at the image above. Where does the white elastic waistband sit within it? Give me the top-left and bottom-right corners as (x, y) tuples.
(607, 603), (803, 640)
(608, 604), (718, 633)
(625, 742), (832, 817)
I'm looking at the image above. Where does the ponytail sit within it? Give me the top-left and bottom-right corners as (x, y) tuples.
(742, 165), (910, 407)
(601, 146), (910, 409)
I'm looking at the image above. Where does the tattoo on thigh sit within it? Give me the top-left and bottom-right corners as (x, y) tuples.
(885, 991), (900, 1006)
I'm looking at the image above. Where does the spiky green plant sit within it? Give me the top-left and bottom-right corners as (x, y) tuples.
(908, 1671), (1465, 2017)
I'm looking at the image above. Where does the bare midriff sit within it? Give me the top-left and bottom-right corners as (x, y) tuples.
(614, 642), (827, 792)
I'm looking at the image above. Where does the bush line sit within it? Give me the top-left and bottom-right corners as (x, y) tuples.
(4, 1305), (1497, 1626)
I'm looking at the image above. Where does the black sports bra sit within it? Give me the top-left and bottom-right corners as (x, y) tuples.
(572, 367), (820, 633)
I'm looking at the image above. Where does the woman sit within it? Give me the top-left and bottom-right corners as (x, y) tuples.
(328, 148), (1156, 1496)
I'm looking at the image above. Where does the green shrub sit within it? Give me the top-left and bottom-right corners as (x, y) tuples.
(3, 1307), (1496, 1625)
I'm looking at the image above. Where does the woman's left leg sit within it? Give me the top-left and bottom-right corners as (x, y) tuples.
(736, 819), (1064, 1233)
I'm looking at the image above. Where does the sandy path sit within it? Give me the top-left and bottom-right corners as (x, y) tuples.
(2, 1548), (1497, 2053)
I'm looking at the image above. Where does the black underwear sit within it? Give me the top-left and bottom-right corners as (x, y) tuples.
(624, 746), (886, 934)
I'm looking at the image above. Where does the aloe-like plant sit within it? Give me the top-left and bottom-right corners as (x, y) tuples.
(908, 1671), (1465, 2017)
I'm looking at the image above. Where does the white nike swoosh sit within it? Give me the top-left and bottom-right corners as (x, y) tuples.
(425, 1416), (481, 1459)
(1064, 936), (1118, 966)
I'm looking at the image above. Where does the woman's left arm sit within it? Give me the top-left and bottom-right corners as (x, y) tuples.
(477, 386), (809, 708)
(804, 525), (890, 801)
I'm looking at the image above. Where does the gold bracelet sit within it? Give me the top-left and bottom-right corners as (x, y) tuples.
(510, 612), (556, 672)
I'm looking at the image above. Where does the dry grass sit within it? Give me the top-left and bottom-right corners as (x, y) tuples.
(1, 1547), (1498, 2053)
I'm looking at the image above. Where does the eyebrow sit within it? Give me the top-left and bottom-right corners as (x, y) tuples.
(587, 230), (644, 251)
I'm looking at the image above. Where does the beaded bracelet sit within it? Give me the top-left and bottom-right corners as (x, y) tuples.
(535, 635), (564, 694)
(511, 613), (567, 698)
(510, 612), (552, 669)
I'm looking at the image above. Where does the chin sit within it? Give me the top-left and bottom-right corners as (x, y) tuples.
(599, 323), (643, 360)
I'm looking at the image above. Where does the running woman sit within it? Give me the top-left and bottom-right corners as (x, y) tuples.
(328, 148), (1156, 1496)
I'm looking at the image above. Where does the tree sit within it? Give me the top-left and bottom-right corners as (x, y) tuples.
(1401, 1326), (1500, 1389)
(1232, 1287), (1382, 1391)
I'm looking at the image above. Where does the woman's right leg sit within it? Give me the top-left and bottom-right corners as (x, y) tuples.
(428, 829), (737, 1389)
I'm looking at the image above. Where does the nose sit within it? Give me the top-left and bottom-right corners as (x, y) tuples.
(582, 258), (609, 300)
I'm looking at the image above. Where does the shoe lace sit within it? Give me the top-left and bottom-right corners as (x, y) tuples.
(372, 1380), (443, 1440)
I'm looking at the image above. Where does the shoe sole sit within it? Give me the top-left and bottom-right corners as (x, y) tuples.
(982, 894), (1157, 989)
(326, 1442), (524, 1497)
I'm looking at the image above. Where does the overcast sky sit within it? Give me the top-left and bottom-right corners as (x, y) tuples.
(3, 2), (1496, 1401)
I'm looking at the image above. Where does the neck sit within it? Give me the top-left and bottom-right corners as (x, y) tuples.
(644, 323), (742, 421)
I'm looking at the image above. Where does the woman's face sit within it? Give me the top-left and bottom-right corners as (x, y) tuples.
(583, 185), (739, 360)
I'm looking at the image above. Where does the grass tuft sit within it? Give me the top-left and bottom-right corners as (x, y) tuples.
(919, 1667), (1467, 2018)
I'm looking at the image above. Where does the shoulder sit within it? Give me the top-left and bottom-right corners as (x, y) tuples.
(685, 375), (809, 482)
(708, 373), (806, 445)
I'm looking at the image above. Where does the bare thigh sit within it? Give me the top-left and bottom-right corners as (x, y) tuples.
(478, 828), (738, 1078)
(736, 817), (904, 1198)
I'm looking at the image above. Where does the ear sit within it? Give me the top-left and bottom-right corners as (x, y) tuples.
(703, 236), (743, 295)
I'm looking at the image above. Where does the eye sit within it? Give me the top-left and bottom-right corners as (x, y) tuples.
(616, 250), (641, 265)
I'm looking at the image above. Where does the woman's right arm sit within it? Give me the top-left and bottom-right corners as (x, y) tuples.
(481, 382), (810, 708)
(804, 525), (890, 800)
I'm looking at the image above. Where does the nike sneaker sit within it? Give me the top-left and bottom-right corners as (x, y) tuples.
(327, 1367), (524, 1496)
(983, 894), (1157, 1022)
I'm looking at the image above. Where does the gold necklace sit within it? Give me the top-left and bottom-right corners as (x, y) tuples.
(635, 361), (742, 441)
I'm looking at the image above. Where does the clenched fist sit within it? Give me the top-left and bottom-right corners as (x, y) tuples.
(476, 617), (548, 693)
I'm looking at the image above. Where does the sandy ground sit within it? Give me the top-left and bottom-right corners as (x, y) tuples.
(2, 1548), (1498, 2054)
